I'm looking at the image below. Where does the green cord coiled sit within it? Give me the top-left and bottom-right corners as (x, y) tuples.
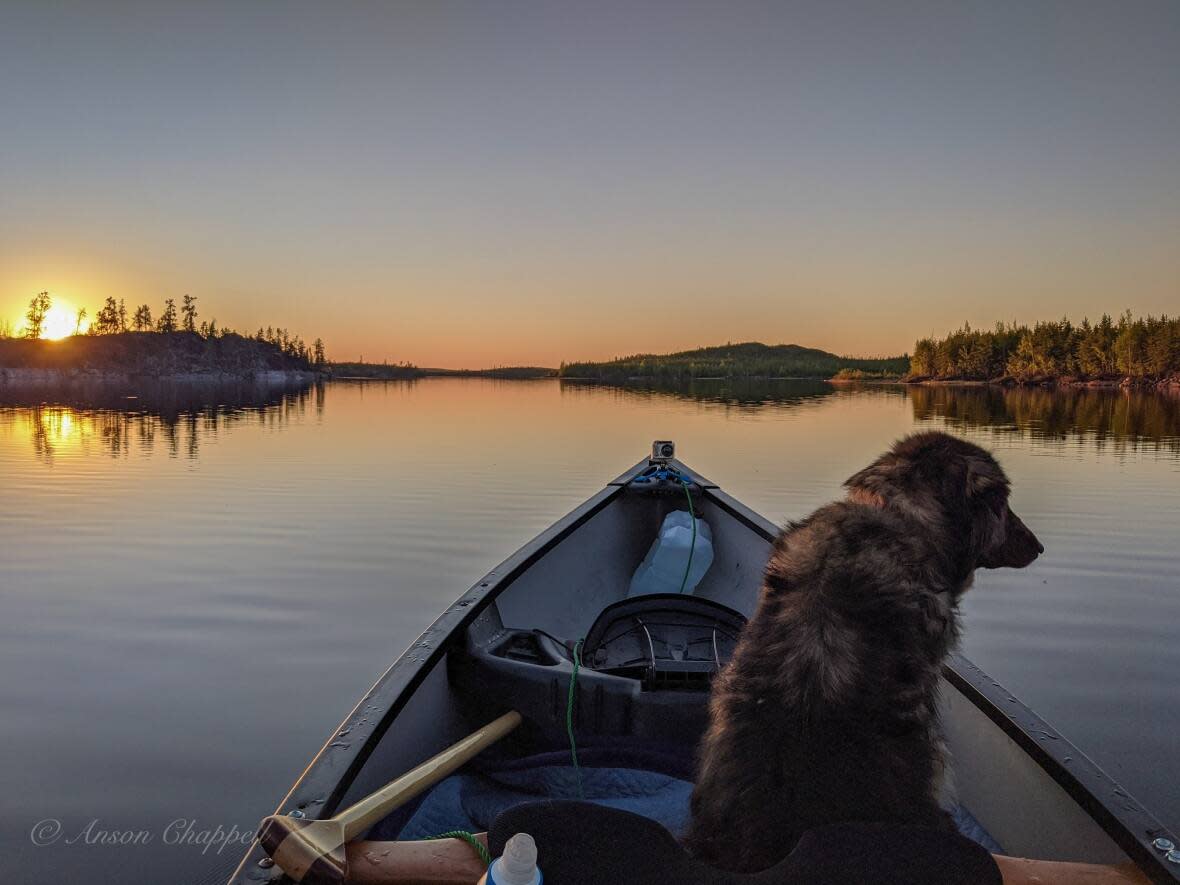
(566, 638), (585, 800)
(425, 829), (492, 867)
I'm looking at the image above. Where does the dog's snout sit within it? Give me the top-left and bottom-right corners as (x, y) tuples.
(979, 507), (1042, 569)
(1011, 510), (1043, 557)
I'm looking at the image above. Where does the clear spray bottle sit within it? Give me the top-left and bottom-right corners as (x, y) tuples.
(478, 832), (542, 885)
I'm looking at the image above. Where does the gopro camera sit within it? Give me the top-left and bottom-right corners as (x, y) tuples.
(651, 440), (676, 463)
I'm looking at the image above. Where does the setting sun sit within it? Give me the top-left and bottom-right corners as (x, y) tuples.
(41, 304), (86, 340)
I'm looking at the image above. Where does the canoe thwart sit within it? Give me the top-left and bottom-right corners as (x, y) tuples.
(347, 836), (487, 884)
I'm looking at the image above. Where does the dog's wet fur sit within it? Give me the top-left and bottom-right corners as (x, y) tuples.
(686, 431), (1042, 872)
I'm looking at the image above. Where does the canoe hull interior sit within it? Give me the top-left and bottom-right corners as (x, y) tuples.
(230, 458), (1179, 884)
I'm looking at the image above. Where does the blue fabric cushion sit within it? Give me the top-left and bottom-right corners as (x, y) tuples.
(397, 765), (692, 841)
(372, 752), (1002, 854)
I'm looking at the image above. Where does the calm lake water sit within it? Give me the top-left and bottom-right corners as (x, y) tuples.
(2, 377), (1178, 883)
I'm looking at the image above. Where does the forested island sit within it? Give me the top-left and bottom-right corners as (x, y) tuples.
(559, 343), (908, 382)
(909, 313), (1180, 389)
(1, 292), (324, 381)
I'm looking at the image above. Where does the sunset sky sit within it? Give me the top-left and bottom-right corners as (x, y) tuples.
(1, 1), (1177, 368)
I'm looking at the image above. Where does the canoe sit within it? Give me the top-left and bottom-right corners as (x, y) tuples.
(229, 449), (1180, 884)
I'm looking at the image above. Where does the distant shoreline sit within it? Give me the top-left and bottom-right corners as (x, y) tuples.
(560, 374), (840, 382)
(0, 367), (318, 385)
(325, 362), (556, 380)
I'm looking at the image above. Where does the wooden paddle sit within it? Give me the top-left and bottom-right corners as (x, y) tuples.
(346, 836), (488, 884)
(994, 854), (1153, 885)
(256, 711), (521, 885)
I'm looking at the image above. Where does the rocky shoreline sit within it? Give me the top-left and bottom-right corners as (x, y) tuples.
(899, 374), (1180, 391)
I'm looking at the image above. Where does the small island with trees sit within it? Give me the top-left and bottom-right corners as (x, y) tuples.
(0, 291), (326, 382)
(559, 342), (909, 382)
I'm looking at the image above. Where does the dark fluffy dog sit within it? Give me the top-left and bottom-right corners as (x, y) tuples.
(686, 431), (1042, 873)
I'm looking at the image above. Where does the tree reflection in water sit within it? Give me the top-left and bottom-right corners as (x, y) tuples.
(908, 384), (1180, 453)
(560, 377), (1180, 452)
(0, 377), (319, 463)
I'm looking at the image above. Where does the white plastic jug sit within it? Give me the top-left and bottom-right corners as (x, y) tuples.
(628, 509), (714, 597)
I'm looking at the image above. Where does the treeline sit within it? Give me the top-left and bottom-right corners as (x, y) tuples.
(429, 366), (556, 379)
(911, 313), (1180, 381)
(8, 291), (326, 368)
(326, 363), (555, 380)
(329, 361), (423, 379)
(560, 342), (910, 382)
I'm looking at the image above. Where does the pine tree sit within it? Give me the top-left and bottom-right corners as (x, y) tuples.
(157, 299), (178, 333)
(133, 304), (153, 331)
(181, 294), (198, 332)
(24, 291), (51, 339)
(94, 297), (120, 334)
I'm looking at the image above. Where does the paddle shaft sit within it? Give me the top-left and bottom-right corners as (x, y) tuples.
(347, 836), (488, 884)
(338, 710), (522, 842)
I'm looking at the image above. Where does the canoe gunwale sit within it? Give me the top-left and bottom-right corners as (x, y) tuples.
(228, 456), (1179, 884)
(944, 656), (1180, 884)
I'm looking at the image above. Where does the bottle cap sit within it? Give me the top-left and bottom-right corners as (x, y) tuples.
(489, 833), (541, 885)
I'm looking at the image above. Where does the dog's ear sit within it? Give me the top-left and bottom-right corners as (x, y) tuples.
(964, 455), (1007, 500)
(844, 460), (892, 508)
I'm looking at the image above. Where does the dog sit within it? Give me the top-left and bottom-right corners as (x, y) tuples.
(685, 431), (1042, 873)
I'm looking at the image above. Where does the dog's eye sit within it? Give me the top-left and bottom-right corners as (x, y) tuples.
(984, 491), (1007, 517)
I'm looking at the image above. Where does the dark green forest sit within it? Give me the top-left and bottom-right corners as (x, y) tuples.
(911, 313), (1180, 381)
(560, 342), (909, 382)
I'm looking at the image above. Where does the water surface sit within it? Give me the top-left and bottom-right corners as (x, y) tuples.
(2, 377), (1177, 883)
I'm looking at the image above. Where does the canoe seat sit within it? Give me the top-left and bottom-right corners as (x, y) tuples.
(450, 594), (749, 751)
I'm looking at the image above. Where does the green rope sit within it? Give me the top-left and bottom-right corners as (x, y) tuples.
(566, 638), (585, 800)
(677, 480), (697, 594)
(425, 830), (492, 867)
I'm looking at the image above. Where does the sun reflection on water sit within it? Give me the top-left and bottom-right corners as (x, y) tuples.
(0, 379), (319, 463)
